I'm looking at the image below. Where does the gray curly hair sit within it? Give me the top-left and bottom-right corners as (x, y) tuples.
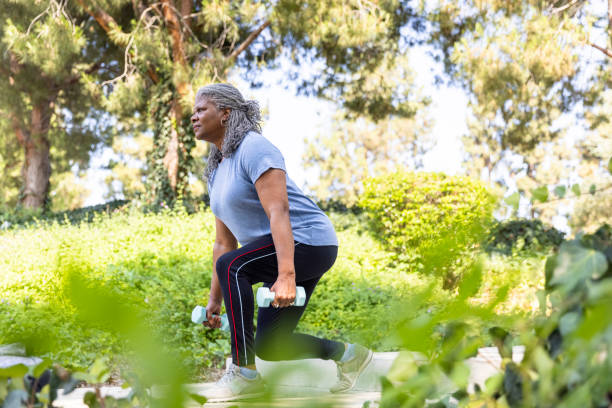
(196, 83), (262, 181)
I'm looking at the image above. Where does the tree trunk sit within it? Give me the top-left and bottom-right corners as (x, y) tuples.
(19, 100), (54, 209)
(161, 0), (191, 196)
(163, 100), (181, 191)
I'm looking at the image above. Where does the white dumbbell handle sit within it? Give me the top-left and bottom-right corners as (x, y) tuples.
(191, 306), (229, 331)
(257, 286), (306, 307)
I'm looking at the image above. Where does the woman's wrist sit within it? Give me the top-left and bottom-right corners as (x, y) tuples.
(277, 271), (296, 282)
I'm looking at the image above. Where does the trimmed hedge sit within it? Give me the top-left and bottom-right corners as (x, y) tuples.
(484, 219), (565, 255)
(358, 171), (498, 287)
(359, 171), (497, 253)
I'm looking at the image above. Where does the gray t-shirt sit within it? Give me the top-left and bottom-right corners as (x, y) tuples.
(207, 131), (338, 247)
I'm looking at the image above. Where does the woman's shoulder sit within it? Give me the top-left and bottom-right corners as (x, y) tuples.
(238, 131), (279, 154)
(240, 131), (266, 145)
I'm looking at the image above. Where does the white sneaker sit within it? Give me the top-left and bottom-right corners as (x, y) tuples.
(201, 364), (265, 402)
(330, 344), (373, 393)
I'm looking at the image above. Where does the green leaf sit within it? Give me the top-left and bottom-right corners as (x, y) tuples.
(553, 185), (566, 198)
(559, 312), (580, 336)
(587, 279), (612, 302)
(457, 261), (483, 300)
(549, 242), (608, 291)
(37, 384), (51, 404)
(530, 186), (548, 203)
(3, 389), (29, 408)
(83, 391), (98, 407)
(608, 156), (612, 175)
(189, 393), (208, 404)
(571, 184), (581, 196)
(504, 192), (520, 210)
(450, 362), (470, 389)
(60, 377), (81, 395)
(575, 302), (612, 340)
(90, 358), (110, 384)
(0, 380), (7, 401)
(484, 372), (503, 397)
(589, 184), (597, 194)
(33, 358), (52, 378)
(0, 364), (28, 378)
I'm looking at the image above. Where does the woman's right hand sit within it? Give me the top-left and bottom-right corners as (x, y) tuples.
(204, 299), (223, 329)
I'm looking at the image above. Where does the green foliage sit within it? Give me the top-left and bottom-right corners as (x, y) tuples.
(484, 219), (565, 255)
(0, 1), (120, 209)
(381, 224), (612, 407)
(0, 204), (558, 406)
(360, 171), (497, 253)
(359, 170), (497, 286)
(145, 85), (196, 208)
(0, 358), (80, 408)
(427, 0), (611, 224)
(0, 207), (443, 375)
(0, 200), (128, 230)
(0, 209), (220, 374)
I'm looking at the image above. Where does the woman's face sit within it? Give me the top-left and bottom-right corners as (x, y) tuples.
(191, 97), (229, 142)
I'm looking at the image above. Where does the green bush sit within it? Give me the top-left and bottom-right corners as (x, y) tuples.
(0, 208), (223, 377)
(0, 200), (129, 230)
(484, 219), (565, 255)
(359, 171), (498, 253)
(359, 171), (498, 287)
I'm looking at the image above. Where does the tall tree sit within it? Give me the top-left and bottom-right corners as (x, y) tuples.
(74, 0), (425, 205)
(0, 0), (119, 209)
(426, 0), (611, 222)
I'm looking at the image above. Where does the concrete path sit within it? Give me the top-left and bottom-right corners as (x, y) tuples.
(52, 347), (525, 407)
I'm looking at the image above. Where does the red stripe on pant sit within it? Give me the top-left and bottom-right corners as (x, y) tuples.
(227, 243), (274, 366)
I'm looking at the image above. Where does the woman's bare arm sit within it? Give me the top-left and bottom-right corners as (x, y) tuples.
(255, 168), (296, 307)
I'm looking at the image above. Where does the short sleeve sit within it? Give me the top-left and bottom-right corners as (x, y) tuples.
(240, 134), (286, 184)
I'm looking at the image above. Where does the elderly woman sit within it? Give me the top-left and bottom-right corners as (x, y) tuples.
(191, 83), (372, 401)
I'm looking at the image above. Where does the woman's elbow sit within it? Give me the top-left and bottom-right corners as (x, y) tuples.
(268, 204), (290, 219)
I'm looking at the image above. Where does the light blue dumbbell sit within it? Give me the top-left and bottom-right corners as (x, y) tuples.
(256, 286), (306, 307)
(191, 305), (229, 332)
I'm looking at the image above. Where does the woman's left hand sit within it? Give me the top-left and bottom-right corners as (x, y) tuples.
(270, 273), (297, 308)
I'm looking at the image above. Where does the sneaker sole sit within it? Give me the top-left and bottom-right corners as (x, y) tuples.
(204, 390), (265, 403)
(330, 349), (374, 393)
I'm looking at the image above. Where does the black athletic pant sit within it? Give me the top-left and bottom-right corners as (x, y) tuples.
(215, 234), (345, 367)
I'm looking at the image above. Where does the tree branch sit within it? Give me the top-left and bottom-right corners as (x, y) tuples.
(551, 0), (583, 14)
(590, 42), (612, 58)
(228, 20), (271, 60)
(74, 0), (116, 33)
(76, 0), (159, 84)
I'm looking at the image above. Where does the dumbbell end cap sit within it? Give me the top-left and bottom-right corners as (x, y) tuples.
(191, 305), (206, 324)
